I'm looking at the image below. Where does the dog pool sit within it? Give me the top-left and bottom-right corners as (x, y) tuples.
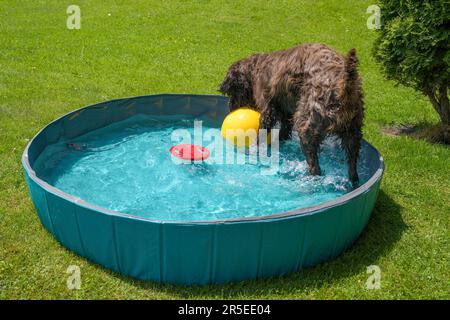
(33, 114), (372, 221)
(22, 94), (384, 284)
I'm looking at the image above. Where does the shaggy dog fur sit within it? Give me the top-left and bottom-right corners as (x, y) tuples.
(219, 43), (364, 187)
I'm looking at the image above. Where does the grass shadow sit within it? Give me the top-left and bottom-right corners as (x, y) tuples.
(109, 189), (407, 298)
(381, 121), (450, 146)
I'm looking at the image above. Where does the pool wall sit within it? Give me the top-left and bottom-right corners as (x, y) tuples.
(22, 94), (384, 285)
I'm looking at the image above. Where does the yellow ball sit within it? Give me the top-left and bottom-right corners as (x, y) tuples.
(221, 108), (268, 147)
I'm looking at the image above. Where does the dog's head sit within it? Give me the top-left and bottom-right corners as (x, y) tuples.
(219, 60), (254, 112)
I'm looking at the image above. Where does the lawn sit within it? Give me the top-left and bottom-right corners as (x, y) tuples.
(0, 0), (449, 299)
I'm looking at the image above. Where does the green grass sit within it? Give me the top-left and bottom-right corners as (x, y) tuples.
(0, 0), (449, 299)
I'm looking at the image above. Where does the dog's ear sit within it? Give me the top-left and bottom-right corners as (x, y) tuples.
(219, 67), (242, 95)
(219, 69), (234, 94)
(219, 61), (253, 111)
(219, 61), (252, 93)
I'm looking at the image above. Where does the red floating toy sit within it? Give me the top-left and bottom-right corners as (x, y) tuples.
(170, 144), (210, 161)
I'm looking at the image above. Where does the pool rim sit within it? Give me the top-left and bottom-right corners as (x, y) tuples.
(22, 93), (384, 225)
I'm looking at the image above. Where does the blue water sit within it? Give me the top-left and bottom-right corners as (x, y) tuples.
(34, 114), (371, 221)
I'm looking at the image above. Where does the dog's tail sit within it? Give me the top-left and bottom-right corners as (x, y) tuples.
(344, 48), (359, 86)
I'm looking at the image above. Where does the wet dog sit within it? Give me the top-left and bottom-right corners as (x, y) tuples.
(219, 43), (364, 187)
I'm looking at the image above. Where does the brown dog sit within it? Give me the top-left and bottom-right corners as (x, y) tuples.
(219, 43), (364, 187)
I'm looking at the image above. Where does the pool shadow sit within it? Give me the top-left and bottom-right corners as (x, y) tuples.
(111, 188), (407, 298)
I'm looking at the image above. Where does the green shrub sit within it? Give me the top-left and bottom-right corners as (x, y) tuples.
(373, 0), (450, 124)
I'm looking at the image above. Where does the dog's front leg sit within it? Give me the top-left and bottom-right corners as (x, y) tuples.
(258, 106), (277, 143)
(279, 115), (293, 141)
(259, 107), (276, 129)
